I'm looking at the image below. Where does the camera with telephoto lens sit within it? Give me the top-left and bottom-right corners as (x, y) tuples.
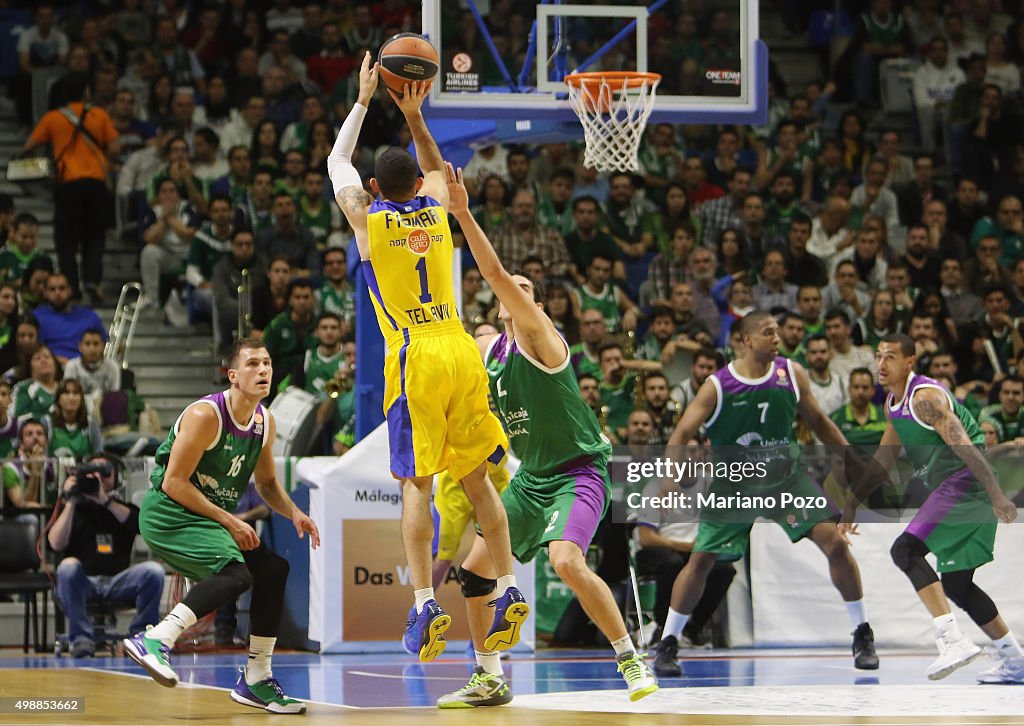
(66, 462), (112, 497)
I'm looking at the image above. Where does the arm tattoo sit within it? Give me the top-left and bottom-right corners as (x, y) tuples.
(339, 186), (371, 215)
(922, 392), (1006, 499)
(914, 397), (942, 426)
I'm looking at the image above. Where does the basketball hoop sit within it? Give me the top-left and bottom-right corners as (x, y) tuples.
(564, 71), (661, 173)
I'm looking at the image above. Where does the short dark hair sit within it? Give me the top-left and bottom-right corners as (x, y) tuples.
(849, 367), (874, 385)
(322, 246), (346, 263)
(693, 346), (718, 365)
(983, 283), (1011, 300)
(577, 373), (599, 386)
(728, 166), (752, 182)
(880, 332), (915, 357)
(316, 311), (342, 326)
(207, 193), (232, 210)
(649, 305), (674, 322)
(572, 195), (600, 212)
(550, 168), (575, 185)
(61, 72), (90, 103)
(736, 310), (774, 339)
(227, 337), (268, 368)
(286, 277), (314, 299)
(374, 147), (419, 200)
(824, 308), (851, 325)
(643, 372), (668, 387)
(194, 127), (219, 148)
(12, 212), (38, 229)
(79, 328), (104, 342)
(598, 342), (623, 359)
(790, 212), (812, 230)
(806, 332), (829, 349)
(778, 311), (803, 326)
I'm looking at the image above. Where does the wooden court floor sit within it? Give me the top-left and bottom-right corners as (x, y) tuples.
(0, 669), (1021, 725)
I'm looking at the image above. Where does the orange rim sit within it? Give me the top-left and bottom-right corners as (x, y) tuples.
(564, 71), (661, 90)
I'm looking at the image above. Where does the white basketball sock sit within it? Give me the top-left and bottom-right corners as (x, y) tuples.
(992, 632), (1024, 657)
(845, 599), (868, 628)
(663, 608), (690, 642)
(245, 635), (276, 685)
(414, 587), (435, 613)
(147, 603), (196, 648)
(476, 650), (503, 675)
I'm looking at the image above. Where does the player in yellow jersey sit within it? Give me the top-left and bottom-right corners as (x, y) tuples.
(327, 53), (528, 663)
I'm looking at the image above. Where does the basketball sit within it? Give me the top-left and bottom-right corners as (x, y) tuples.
(378, 33), (439, 95)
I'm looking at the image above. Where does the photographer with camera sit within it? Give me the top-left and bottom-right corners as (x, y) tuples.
(47, 455), (164, 658)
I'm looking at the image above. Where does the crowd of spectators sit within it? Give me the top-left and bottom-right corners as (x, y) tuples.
(9, 0), (1024, 649)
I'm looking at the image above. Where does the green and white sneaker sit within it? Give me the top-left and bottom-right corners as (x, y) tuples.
(231, 670), (306, 714)
(123, 627), (178, 688)
(437, 667), (512, 709)
(617, 652), (659, 702)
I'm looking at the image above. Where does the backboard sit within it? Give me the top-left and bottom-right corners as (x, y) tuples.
(421, 0), (768, 128)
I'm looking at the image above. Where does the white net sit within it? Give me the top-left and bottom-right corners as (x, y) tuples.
(565, 72), (661, 173)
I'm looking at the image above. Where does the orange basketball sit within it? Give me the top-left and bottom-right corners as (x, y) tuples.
(378, 33), (440, 96)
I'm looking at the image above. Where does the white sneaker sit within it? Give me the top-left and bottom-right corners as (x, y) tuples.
(163, 290), (189, 328)
(927, 633), (982, 680)
(978, 654), (1024, 684)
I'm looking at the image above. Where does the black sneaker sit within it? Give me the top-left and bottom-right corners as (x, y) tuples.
(653, 635), (682, 677)
(852, 623), (879, 670)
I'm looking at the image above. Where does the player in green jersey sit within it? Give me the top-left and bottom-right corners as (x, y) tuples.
(653, 311), (877, 677)
(843, 334), (1023, 682)
(435, 163), (658, 707)
(123, 338), (320, 714)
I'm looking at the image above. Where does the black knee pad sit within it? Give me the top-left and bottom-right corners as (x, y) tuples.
(221, 561), (254, 596)
(890, 533), (938, 591)
(942, 572), (999, 626)
(940, 570), (972, 609)
(458, 567), (497, 598)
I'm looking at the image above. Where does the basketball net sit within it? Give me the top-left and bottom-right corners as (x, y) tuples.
(564, 71), (661, 173)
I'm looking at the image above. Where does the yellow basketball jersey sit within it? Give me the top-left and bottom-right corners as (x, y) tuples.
(363, 195), (458, 344)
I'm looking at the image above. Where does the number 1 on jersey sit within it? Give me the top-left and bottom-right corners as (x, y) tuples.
(415, 257), (432, 304)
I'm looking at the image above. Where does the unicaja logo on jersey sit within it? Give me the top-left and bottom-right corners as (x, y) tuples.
(407, 229), (431, 254)
(253, 412), (264, 437)
(737, 431), (763, 446)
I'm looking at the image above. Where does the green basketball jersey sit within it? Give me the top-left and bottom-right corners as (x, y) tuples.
(486, 332), (611, 476)
(13, 380), (54, 422)
(977, 403), (1024, 443)
(830, 403), (887, 450)
(49, 424), (93, 459)
(705, 357), (801, 477)
(575, 284), (621, 331)
(887, 373), (983, 489)
(303, 346), (344, 397)
(150, 391), (268, 511)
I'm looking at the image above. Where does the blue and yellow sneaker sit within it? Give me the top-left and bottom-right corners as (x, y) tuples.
(483, 587), (530, 652)
(403, 600), (451, 662)
(123, 627), (178, 688)
(231, 670), (306, 714)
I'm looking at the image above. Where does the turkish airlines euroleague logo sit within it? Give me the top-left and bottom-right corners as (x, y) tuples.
(408, 228), (431, 254)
